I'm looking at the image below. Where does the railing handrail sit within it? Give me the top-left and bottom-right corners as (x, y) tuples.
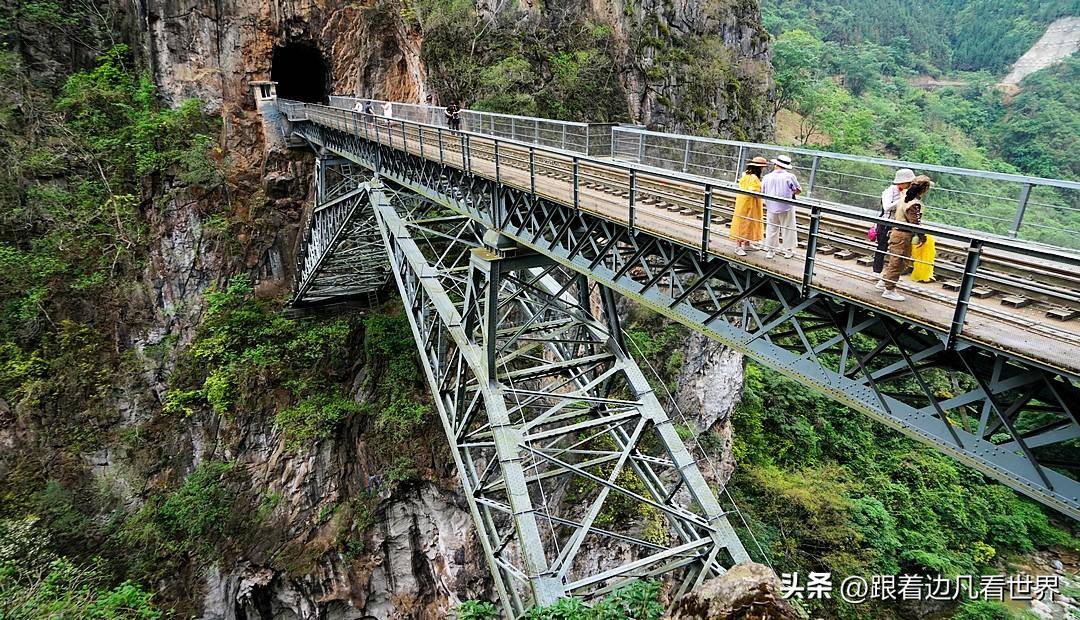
(279, 99), (1080, 267)
(618, 151), (1080, 261)
(329, 96), (592, 128)
(613, 125), (1080, 192)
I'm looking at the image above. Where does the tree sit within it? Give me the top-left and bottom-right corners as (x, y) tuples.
(771, 29), (826, 116)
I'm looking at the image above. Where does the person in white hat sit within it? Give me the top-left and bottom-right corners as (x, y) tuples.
(873, 168), (916, 277)
(760, 154), (802, 259)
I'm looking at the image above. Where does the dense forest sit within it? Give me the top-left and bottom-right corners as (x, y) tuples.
(765, 0), (1079, 74)
(765, 0), (1079, 246)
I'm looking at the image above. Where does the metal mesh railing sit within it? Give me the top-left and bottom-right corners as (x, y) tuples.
(326, 97), (612, 157)
(612, 127), (1080, 250)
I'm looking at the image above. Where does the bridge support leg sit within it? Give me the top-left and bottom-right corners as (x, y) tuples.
(369, 187), (751, 613)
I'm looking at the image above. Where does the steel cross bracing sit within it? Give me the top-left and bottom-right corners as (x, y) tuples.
(291, 119), (1080, 519)
(365, 183), (749, 614)
(294, 156), (391, 305)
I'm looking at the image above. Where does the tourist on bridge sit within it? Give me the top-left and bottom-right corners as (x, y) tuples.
(362, 100), (375, 124)
(873, 168), (915, 275)
(761, 155), (802, 259)
(445, 100), (462, 131)
(730, 156), (769, 256)
(879, 175), (934, 301)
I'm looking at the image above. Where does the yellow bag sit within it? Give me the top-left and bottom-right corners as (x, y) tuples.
(910, 234), (936, 282)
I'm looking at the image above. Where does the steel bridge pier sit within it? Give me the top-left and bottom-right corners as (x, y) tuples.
(367, 182), (750, 612)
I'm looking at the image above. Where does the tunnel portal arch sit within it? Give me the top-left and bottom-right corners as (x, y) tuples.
(271, 41), (328, 103)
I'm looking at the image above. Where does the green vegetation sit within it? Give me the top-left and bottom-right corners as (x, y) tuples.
(456, 599), (501, 619)
(458, 579), (663, 620)
(620, 304), (1077, 619)
(953, 600), (1039, 620)
(725, 362), (1078, 618)
(0, 517), (161, 619)
(164, 276), (361, 449)
(398, 0), (625, 121)
(0, 45), (221, 343)
(763, 0), (1078, 74)
(0, 43), (223, 455)
(113, 460), (245, 578)
(361, 312), (430, 449)
(0, 42), (229, 612)
(765, 0), (1080, 246)
(625, 320), (686, 392)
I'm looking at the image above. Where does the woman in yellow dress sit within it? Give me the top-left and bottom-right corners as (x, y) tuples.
(910, 233), (936, 282)
(729, 156), (768, 256)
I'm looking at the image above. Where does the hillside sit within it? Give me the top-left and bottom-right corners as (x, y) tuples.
(765, 0), (1080, 249)
(1002, 15), (1080, 85)
(764, 0), (1080, 73)
(0, 0), (1077, 619)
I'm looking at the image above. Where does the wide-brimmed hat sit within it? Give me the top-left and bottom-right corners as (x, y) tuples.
(748, 156), (769, 167)
(771, 155), (793, 169)
(893, 168), (916, 184)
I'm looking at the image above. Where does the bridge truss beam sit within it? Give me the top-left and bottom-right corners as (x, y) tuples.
(294, 156), (390, 306)
(295, 122), (1080, 519)
(365, 183), (749, 614)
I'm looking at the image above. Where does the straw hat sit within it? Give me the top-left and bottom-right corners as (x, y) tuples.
(748, 156), (769, 166)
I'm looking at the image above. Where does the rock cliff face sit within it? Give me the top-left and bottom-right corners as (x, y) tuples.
(591, 0), (774, 135)
(145, 0), (772, 139)
(35, 0), (766, 616)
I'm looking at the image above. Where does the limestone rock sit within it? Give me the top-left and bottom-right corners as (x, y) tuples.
(675, 330), (744, 487)
(670, 562), (804, 620)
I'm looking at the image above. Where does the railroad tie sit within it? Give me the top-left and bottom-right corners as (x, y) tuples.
(1000, 295), (1031, 308)
(1046, 307), (1079, 321)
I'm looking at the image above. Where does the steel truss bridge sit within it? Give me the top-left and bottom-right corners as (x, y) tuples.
(275, 97), (1080, 614)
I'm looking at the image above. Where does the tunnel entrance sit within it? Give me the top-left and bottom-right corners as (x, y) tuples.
(271, 42), (328, 103)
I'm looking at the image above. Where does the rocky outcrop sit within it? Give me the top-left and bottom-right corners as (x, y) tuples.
(675, 331), (745, 486)
(670, 562), (804, 620)
(146, 0), (772, 143)
(1002, 16), (1080, 86)
(594, 0), (774, 136)
(200, 484), (490, 620)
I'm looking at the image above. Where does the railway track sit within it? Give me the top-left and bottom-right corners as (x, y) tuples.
(448, 138), (1080, 315)
(299, 108), (1080, 343)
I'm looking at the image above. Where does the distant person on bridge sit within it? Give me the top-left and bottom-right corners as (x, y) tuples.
(445, 101), (462, 131)
(730, 156), (768, 256)
(874, 168), (916, 276)
(879, 175), (933, 301)
(761, 155), (802, 259)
